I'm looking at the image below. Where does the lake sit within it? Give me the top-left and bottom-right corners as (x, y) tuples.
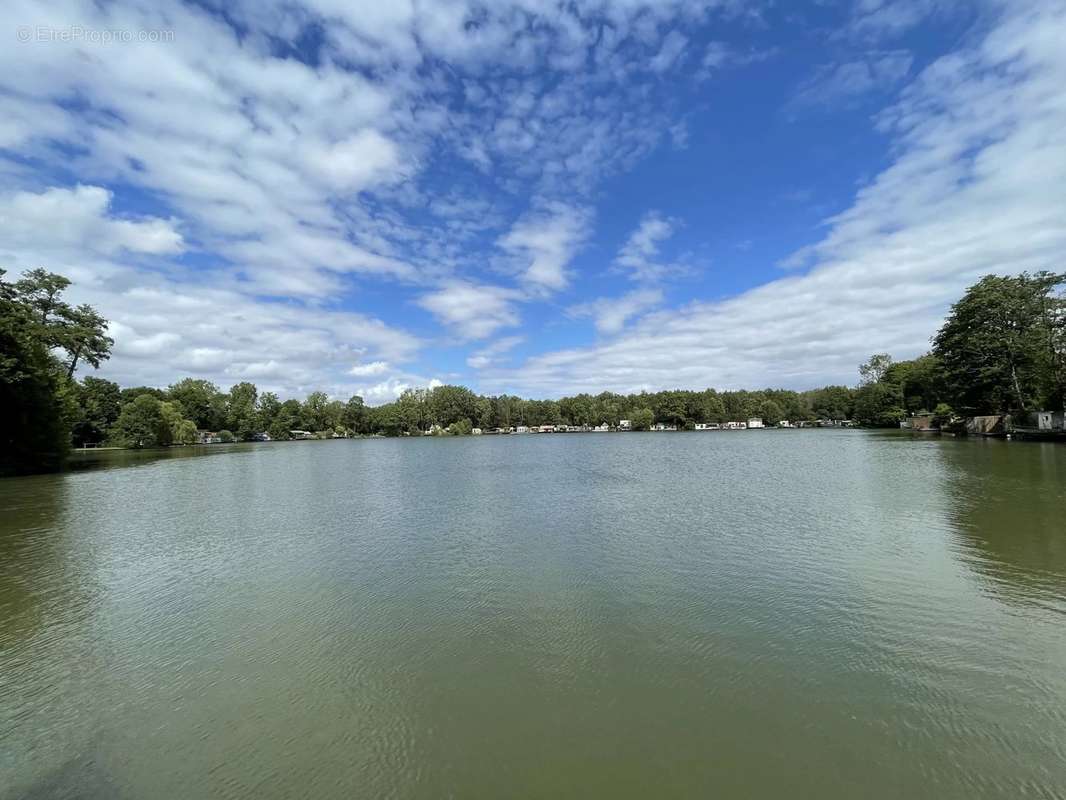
(1, 431), (1065, 798)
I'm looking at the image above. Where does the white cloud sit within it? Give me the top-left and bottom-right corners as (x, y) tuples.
(568, 288), (664, 335)
(697, 40), (776, 80)
(0, 0), (734, 396)
(498, 203), (591, 293)
(3, 251), (421, 400)
(349, 360), (391, 377)
(417, 281), (523, 340)
(649, 31), (688, 72)
(848, 0), (962, 40)
(0, 185), (183, 258)
(789, 50), (914, 111)
(487, 1), (1066, 396)
(349, 376), (443, 405)
(466, 335), (525, 369)
(95, 278), (421, 394)
(303, 129), (405, 192)
(614, 211), (685, 281)
(1, 0), (417, 298)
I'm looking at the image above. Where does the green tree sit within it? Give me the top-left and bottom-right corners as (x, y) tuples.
(121, 386), (166, 403)
(111, 394), (172, 448)
(160, 401), (198, 445)
(396, 388), (429, 433)
(12, 269), (112, 378)
(758, 399), (784, 426)
(172, 418), (199, 445)
(852, 382), (904, 427)
(268, 399), (303, 440)
(13, 268), (72, 327)
(447, 418), (473, 435)
(428, 385), (478, 428)
(324, 400), (346, 431)
(884, 355), (944, 414)
(654, 390), (688, 427)
(71, 376), (122, 446)
(933, 272), (1066, 413)
(60, 304), (113, 378)
(302, 391), (330, 431)
(369, 403), (403, 436)
(226, 382), (259, 439)
(802, 385), (853, 420)
(343, 395), (368, 434)
(859, 353), (894, 386)
(630, 407), (654, 430)
(696, 390), (726, 423)
(168, 378), (225, 429)
(0, 270), (72, 474)
(258, 391), (281, 434)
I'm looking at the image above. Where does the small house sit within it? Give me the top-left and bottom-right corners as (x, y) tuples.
(1036, 411), (1066, 431)
(747, 418), (765, 429)
(903, 414), (938, 432)
(966, 415), (1005, 436)
(618, 419), (632, 430)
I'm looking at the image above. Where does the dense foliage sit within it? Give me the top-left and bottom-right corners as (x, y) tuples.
(849, 272), (1066, 425)
(3, 269), (1063, 475)
(1, 269), (112, 475)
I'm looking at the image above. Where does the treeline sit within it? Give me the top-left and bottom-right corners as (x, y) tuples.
(2, 268), (1063, 476)
(363, 384), (854, 436)
(850, 272), (1065, 426)
(68, 377), (853, 445)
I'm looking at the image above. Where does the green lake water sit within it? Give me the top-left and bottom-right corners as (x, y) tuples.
(1, 430), (1065, 798)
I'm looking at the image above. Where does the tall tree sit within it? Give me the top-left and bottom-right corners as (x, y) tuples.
(301, 391), (330, 431)
(61, 304), (113, 378)
(226, 382), (259, 439)
(13, 269), (113, 377)
(933, 272), (1066, 413)
(168, 378), (225, 429)
(630, 407), (654, 430)
(859, 354), (894, 386)
(72, 376), (122, 446)
(343, 395), (367, 434)
(0, 270), (72, 474)
(258, 391), (281, 434)
(14, 268), (72, 327)
(110, 394), (173, 449)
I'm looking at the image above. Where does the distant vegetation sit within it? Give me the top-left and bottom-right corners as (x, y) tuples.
(1, 268), (1063, 476)
(851, 272), (1065, 427)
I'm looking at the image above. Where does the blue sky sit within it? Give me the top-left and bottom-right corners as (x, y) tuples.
(2, 0), (1064, 402)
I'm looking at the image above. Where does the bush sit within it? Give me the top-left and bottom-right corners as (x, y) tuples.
(446, 418), (473, 436)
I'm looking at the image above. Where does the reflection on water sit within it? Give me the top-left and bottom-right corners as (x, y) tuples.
(68, 442), (268, 472)
(1, 433), (1065, 799)
(937, 438), (1066, 612)
(0, 477), (94, 642)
